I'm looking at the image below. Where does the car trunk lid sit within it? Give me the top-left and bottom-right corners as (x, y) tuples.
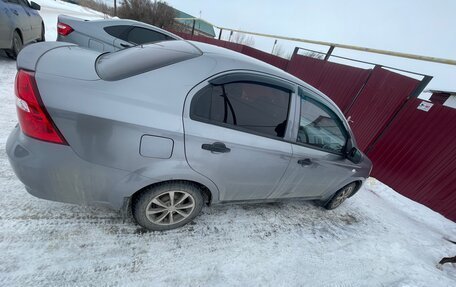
(17, 42), (101, 81)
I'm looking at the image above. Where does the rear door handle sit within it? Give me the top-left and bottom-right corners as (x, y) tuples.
(297, 158), (312, 166)
(120, 43), (133, 48)
(201, 142), (231, 153)
(11, 9), (18, 16)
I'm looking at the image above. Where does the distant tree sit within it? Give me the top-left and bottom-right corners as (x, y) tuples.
(118, 0), (177, 29)
(229, 32), (255, 47)
(149, 0), (176, 29)
(272, 44), (288, 58)
(302, 51), (324, 59)
(78, 0), (114, 17)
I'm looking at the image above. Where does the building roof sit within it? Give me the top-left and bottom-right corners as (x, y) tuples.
(174, 9), (216, 37)
(426, 89), (456, 95)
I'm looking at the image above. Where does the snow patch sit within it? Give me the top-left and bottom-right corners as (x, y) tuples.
(0, 1), (455, 285)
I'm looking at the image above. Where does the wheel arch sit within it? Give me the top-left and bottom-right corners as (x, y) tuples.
(7, 28), (23, 48)
(120, 178), (215, 221)
(347, 180), (363, 198)
(14, 28), (23, 42)
(131, 179), (214, 206)
(320, 179), (364, 206)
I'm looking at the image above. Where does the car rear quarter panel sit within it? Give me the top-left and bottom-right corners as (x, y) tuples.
(57, 15), (116, 48)
(35, 53), (221, 201)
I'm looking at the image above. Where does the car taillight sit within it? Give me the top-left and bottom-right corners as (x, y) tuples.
(15, 70), (67, 145)
(57, 22), (73, 36)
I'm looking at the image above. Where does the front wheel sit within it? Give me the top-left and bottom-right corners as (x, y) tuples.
(324, 182), (357, 210)
(132, 182), (204, 231)
(5, 31), (22, 60)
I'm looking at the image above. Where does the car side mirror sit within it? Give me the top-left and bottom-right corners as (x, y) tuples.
(347, 147), (362, 164)
(30, 1), (40, 10)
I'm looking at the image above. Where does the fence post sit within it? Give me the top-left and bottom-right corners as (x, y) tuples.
(324, 45), (335, 61)
(364, 74), (431, 154)
(218, 29), (222, 40)
(408, 75), (433, 99)
(272, 39), (277, 54)
(291, 47), (300, 60)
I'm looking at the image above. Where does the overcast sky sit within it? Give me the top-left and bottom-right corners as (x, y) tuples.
(162, 0), (456, 96)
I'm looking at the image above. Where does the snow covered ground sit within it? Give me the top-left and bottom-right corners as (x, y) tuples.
(0, 1), (456, 286)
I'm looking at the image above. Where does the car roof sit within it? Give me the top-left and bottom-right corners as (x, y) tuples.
(95, 39), (343, 117)
(188, 41), (342, 111)
(190, 41), (297, 81)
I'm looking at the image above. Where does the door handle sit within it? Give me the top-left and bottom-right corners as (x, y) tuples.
(201, 142), (231, 153)
(11, 9), (18, 16)
(297, 158), (312, 166)
(120, 43), (133, 48)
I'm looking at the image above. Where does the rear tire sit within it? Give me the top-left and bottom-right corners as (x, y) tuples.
(132, 182), (204, 231)
(324, 182), (357, 210)
(6, 31), (22, 60)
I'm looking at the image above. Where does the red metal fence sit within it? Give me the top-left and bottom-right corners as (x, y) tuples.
(345, 66), (420, 151)
(287, 54), (371, 111)
(177, 33), (455, 221)
(367, 99), (456, 221)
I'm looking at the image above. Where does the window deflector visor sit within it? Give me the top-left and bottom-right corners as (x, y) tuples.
(209, 73), (296, 93)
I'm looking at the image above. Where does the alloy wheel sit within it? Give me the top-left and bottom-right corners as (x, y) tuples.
(332, 184), (355, 208)
(145, 191), (196, 225)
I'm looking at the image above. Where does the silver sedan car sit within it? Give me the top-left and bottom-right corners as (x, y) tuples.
(7, 40), (372, 231)
(56, 15), (180, 52)
(0, 0), (44, 59)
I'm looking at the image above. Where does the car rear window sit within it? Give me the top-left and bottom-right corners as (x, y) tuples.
(127, 27), (173, 44)
(103, 25), (131, 42)
(95, 40), (202, 81)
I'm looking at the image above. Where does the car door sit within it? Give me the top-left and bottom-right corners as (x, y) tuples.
(19, 0), (41, 40)
(5, 0), (32, 43)
(183, 73), (297, 202)
(0, 0), (13, 48)
(270, 87), (357, 199)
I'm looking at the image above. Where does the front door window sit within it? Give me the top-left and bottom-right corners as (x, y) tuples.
(297, 96), (347, 154)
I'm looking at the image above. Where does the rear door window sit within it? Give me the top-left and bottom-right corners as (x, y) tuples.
(191, 82), (291, 138)
(127, 27), (172, 45)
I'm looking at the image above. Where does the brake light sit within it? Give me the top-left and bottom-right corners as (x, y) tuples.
(57, 22), (73, 36)
(15, 70), (67, 145)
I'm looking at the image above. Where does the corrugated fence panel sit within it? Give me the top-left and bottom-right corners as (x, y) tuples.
(286, 55), (371, 111)
(286, 54), (325, 86)
(346, 66), (419, 151)
(368, 98), (456, 221)
(315, 63), (371, 112)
